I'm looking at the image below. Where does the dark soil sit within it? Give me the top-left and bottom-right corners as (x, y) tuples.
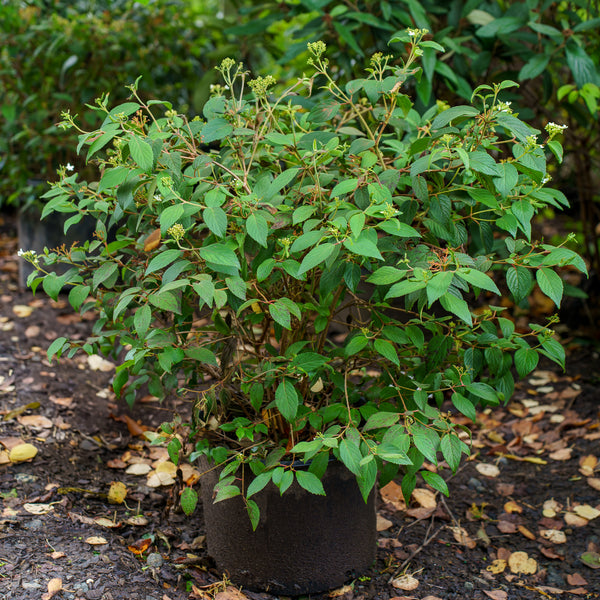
(1, 211), (599, 600)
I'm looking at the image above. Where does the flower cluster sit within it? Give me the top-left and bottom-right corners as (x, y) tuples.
(545, 121), (568, 139)
(248, 75), (277, 98)
(167, 223), (186, 241)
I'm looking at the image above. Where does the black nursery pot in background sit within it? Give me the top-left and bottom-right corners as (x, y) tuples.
(200, 460), (377, 595)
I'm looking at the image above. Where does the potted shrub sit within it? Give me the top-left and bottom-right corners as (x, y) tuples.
(22, 30), (585, 594)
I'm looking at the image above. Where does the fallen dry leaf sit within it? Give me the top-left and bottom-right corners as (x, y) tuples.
(573, 504), (600, 520)
(381, 480), (407, 511)
(587, 477), (600, 491)
(13, 304), (34, 317)
(508, 551), (537, 574)
(540, 529), (567, 544)
(391, 574), (419, 591)
(565, 512), (590, 527)
(376, 515), (393, 531)
(94, 517), (120, 528)
(125, 515), (149, 526)
(476, 463), (500, 478)
(483, 591), (508, 600)
(23, 503), (54, 515)
(549, 448), (573, 461)
(48, 395), (73, 407)
(49, 551), (66, 559)
(542, 498), (562, 518)
(580, 551), (600, 569)
(329, 584), (354, 597)
(448, 526), (476, 549)
(87, 355), (115, 371)
(147, 471), (176, 487)
(108, 481), (127, 504)
(504, 501), (522, 514)
(9, 443), (38, 462)
(566, 573), (588, 586)
(85, 536), (108, 545)
(17, 414), (53, 429)
(24, 324), (40, 338)
(411, 487), (437, 508)
(128, 538), (152, 555)
(518, 525), (536, 540)
(579, 455), (597, 477)
(126, 463), (152, 476)
(486, 559), (507, 574)
(41, 577), (63, 600)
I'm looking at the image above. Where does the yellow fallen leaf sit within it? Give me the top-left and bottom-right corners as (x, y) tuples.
(518, 525), (536, 540)
(380, 480), (407, 511)
(9, 443), (38, 463)
(391, 574), (419, 591)
(23, 503), (54, 515)
(573, 504), (600, 520)
(107, 481), (127, 504)
(487, 559), (507, 574)
(508, 551), (537, 574)
(12, 305), (34, 317)
(579, 455), (597, 477)
(85, 536), (108, 545)
(504, 501), (522, 514)
(0, 450), (10, 465)
(155, 460), (178, 475)
(143, 228), (162, 252)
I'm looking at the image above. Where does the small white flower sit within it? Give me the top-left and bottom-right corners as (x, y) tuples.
(542, 175), (551, 184)
(65, 163), (74, 171)
(17, 249), (25, 257)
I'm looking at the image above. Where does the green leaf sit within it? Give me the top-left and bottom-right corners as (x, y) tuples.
(47, 337), (67, 362)
(160, 204), (185, 233)
(385, 279), (427, 300)
(297, 243), (335, 276)
(345, 335), (369, 356)
(364, 412), (399, 431)
(265, 168), (300, 200)
(145, 249), (181, 276)
(411, 425), (439, 465)
(566, 41), (598, 88)
(246, 212), (268, 247)
(506, 266), (532, 303)
(68, 285), (90, 312)
(373, 339), (399, 366)
(466, 382), (499, 404)
(493, 162), (519, 198)
(275, 379), (299, 422)
(541, 337), (565, 369)
(451, 391), (477, 422)
(203, 206), (227, 238)
(269, 301), (291, 330)
(92, 262), (118, 290)
(339, 438), (362, 476)
(185, 347), (218, 365)
(426, 271), (454, 306)
(199, 244), (240, 269)
(148, 290), (181, 313)
(343, 234), (382, 260)
(201, 118), (233, 143)
(468, 151), (500, 176)
(456, 269), (501, 295)
(180, 487), (198, 515)
(367, 266), (405, 285)
(128, 136), (154, 171)
(295, 470), (326, 495)
(432, 105), (479, 129)
(330, 179), (359, 198)
(514, 347), (539, 378)
(290, 352), (328, 372)
(214, 485), (241, 503)
(439, 293), (472, 326)
(246, 471), (272, 498)
(422, 471), (449, 496)
(511, 199), (534, 240)
(518, 54), (550, 80)
(441, 433), (465, 472)
(134, 304), (152, 337)
(536, 268), (563, 307)
(246, 499), (260, 531)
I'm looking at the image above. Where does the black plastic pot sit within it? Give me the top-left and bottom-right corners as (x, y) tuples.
(199, 459), (376, 595)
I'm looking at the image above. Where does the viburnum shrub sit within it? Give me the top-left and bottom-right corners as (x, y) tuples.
(23, 30), (585, 527)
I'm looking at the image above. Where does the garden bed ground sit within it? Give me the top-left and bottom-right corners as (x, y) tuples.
(1, 211), (599, 600)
